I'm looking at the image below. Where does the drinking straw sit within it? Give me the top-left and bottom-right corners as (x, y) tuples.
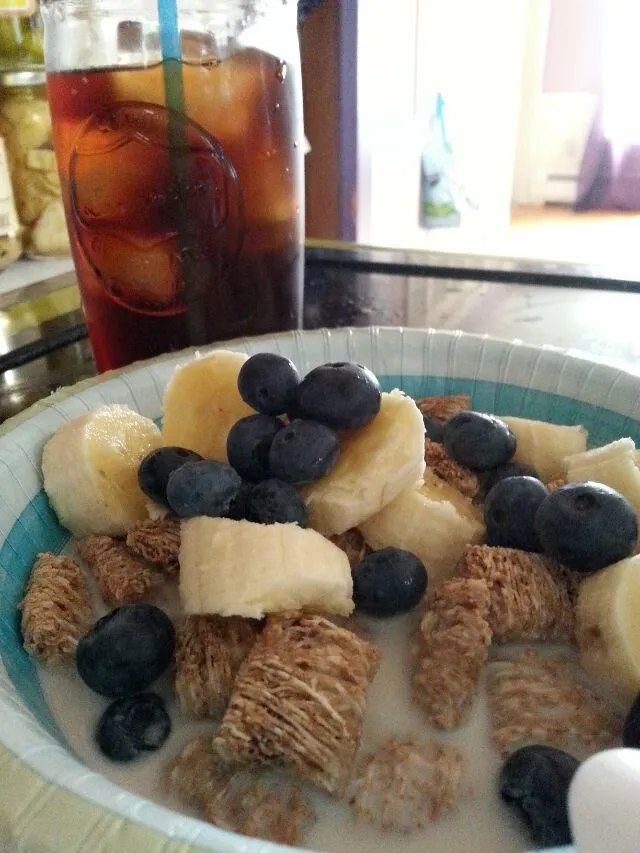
(157, 0), (207, 344)
(157, 0), (185, 115)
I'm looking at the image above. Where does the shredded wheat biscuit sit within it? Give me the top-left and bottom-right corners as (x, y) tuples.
(168, 735), (315, 845)
(457, 544), (577, 642)
(349, 737), (467, 832)
(423, 440), (479, 498)
(487, 651), (623, 759)
(20, 552), (93, 662)
(416, 394), (471, 422)
(412, 578), (492, 729)
(126, 517), (181, 573)
(214, 612), (381, 796)
(168, 735), (234, 807)
(205, 771), (315, 845)
(329, 528), (371, 569)
(174, 615), (259, 718)
(546, 478), (566, 493)
(78, 535), (164, 605)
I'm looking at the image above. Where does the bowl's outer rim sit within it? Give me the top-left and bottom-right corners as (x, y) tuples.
(1, 325), (624, 853)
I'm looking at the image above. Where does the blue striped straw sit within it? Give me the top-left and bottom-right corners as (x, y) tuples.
(156, 0), (207, 342)
(157, 0), (186, 116)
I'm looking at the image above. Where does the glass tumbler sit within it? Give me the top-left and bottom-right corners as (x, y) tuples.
(41, 0), (304, 371)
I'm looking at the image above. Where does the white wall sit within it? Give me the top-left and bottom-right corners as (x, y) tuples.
(355, 0), (419, 245)
(357, 0), (530, 248)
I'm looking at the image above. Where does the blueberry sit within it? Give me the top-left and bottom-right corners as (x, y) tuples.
(237, 353), (300, 416)
(534, 481), (638, 572)
(166, 460), (242, 517)
(623, 694), (640, 747)
(292, 362), (381, 430)
(499, 745), (578, 847)
(423, 414), (444, 443)
(96, 692), (171, 762)
(269, 419), (339, 484)
(76, 603), (175, 698)
(226, 414), (284, 481)
(137, 446), (204, 505)
(352, 547), (427, 617)
(479, 460), (541, 498)
(484, 476), (549, 552)
(241, 478), (308, 527)
(227, 480), (255, 520)
(442, 411), (516, 471)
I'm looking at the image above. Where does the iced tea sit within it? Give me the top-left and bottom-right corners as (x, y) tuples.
(47, 49), (303, 371)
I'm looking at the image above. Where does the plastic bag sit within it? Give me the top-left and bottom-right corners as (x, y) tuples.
(419, 93), (463, 229)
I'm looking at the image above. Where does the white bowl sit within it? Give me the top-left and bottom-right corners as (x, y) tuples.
(3, 326), (638, 853)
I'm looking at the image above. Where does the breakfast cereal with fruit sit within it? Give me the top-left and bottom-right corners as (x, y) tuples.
(20, 351), (640, 853)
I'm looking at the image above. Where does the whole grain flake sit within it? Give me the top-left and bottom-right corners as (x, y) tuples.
(126, 516), (181, 572)
(349, 737), (468, 832)
(457, 544), (578, 642)
(412, 578), (492, 729)
(79, 534), (165, 605)
(214, 612), (381, 796)
(174, 615), (259, 717)
(20, 552), (93, 662)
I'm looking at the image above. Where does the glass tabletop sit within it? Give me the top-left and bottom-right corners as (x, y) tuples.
(2, 241), (640, 424)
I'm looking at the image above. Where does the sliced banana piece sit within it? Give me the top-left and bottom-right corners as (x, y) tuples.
(566, 438), (640, 513)
(359, 473), (485, 585)
(576, 555), (640, 703)
(501, 416), (587, 483)
(180, 517), (353, 618)
(302, 390), (425, 537)
(161, 349), (254, 462)
(42, 404), (161, 537)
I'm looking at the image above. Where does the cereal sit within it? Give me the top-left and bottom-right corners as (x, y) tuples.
(349, 737), (467, 832)
(487, 651), (623, 759)
(168, 734), (315, 844)
(457, 544), (577, 642)
(126, 517), (181, 573)
(205, 770), (315, 845)
(424, 439), (479, 499)
(415, 393), (470, 422)
(20, 552), (93, 662)
(412, 578), (492, 729)
(78, 535), (164, 605)
(174, 615), (259, 718)
(168, 735), (233, 807)
(214, 612), (381, 796)
(329, 528), (371, 568)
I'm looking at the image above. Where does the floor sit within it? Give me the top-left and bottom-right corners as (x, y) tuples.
(417, 205), (640, 269)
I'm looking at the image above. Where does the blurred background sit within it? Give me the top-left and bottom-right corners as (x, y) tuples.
(301, 0), (639, 268)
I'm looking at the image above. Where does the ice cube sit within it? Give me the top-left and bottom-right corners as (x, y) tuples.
(240, 150), (300, 239)
(110, 65), (167, 108)
(81, 231), (181, 310)
(183, 49), (271, 147)
(71, 126), (171, 232)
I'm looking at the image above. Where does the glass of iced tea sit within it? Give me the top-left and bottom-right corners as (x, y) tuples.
(40, 0), (304, 372)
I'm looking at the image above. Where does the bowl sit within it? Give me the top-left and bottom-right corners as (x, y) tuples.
(2, 326), (638, 853)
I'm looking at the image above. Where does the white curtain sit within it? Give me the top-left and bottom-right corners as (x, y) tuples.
(601, 1), (640, 145)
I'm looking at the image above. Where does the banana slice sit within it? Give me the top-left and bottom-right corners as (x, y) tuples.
(566, 438), (640, 513)
(180, 517), (353, 618)
(359, 473), (484, 585)
(576, 555), (640, 703)
(302, 390), (425, 537)
(161, 350), (254, 462)
(42, 404), (161, 537)
(501, 416), (587, 483)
